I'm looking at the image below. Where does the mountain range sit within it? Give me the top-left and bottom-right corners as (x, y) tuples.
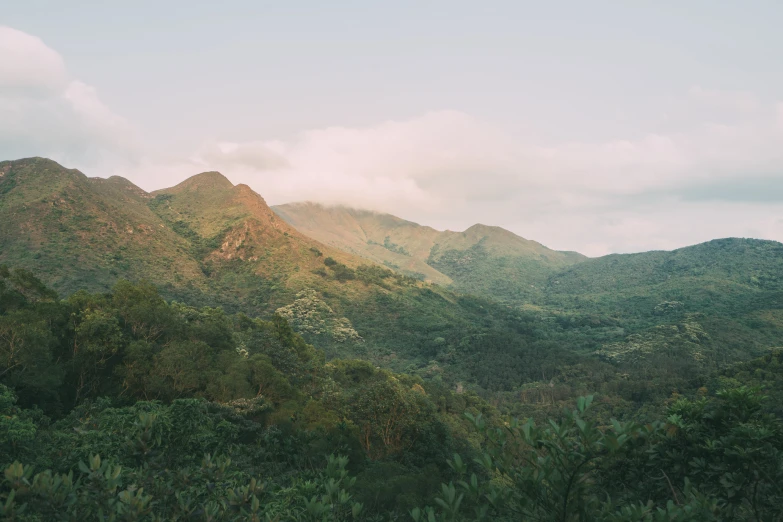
(2, 157), (782, 400)
(0, 157), (537, 370)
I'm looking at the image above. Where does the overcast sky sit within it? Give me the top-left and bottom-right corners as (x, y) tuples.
(3, 1), (783, 256)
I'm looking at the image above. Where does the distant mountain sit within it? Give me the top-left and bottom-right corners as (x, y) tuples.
(539, 237), (783, 371)
(545, 237), (783, 320)
(273, 202), (585, 302)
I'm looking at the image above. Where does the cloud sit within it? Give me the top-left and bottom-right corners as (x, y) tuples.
(0, 26), (137, 165)
(0, 26), (66, 93)
(2, 26), (780, 256)
(153, 91), (783, 256)
(173, 91), (783, 207)
(688, 85), (759, 114)
(149, 111), (516, 215)
(199, 141), (290, 171)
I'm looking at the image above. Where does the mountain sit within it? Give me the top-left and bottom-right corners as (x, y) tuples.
(271, 201), (783, 371)
(0, 157), (207, 295)
(546, 237), (783, 318)
(272, 202), (586, 302)
(0, 158), (372, 300)
(0, 158), (537, 371)
(3, 158), (783, 407)
(536, 238), (783, 380)
(147, 170), (367, 303)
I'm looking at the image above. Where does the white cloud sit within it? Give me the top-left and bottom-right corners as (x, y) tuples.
(2, 26), (781, 256)
(0, 26), (137, 165)
(688, 85), (759, 114)
(145, 92), (783, 256)
(0, 26), (66, 93)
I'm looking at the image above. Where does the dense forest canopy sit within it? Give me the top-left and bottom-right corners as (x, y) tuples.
(1, 268), (782, 520)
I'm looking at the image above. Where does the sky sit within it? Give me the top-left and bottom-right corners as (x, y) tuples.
(2, 1), (783, 256)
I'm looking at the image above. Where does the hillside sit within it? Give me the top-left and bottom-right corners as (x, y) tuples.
(530, 238), (783, 394)
(0, 158), (384, 304)
(273, 202), (586, 302)
(545, 238), (783, 320)
(270, 204), (782, 399)
(0, 157), (207, 295)
(3, 158), (783, 414)
(0, 158), (543, 374)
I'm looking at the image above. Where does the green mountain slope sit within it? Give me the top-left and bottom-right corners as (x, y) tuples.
(546, 238), (783, 318)
(535, 238), (783, 386)
(0, 157), (207, 295)
(273, 202), (586, 302)
(3, 158), (783, 414)
(0, 158), (543, 376)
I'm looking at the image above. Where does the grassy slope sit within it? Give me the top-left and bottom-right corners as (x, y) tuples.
(0, 158), (207, 296)
(272, 203), (453, 284)
(273, 202), (586, 302)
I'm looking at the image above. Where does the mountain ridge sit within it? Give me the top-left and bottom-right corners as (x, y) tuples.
(1, 157), (539, 370)
(3, 157), (783, 391)
(273, 201), (586, 300)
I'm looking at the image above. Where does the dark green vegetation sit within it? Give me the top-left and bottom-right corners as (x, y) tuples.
(2, 158), (783, 519)
(2, 269), (782, 520)
(0, 269), (494, 519)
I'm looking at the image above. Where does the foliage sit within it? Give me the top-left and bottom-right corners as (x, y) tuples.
(0, 273), (493, 518)
(414, 392), (783, 521)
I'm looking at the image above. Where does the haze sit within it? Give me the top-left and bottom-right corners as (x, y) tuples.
(3, 1), (783, 256)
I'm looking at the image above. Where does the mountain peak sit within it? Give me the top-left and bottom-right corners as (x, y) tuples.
(234, 183), (266, 200)
(0, 158), (89, 200)
(464, 223), (504, 234)
(157, 171), (233, 195)
(0, 157), (85, 181)
(1, 157), (69, 169)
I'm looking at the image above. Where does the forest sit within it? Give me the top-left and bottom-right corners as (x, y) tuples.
(2, 266), (782, 520)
